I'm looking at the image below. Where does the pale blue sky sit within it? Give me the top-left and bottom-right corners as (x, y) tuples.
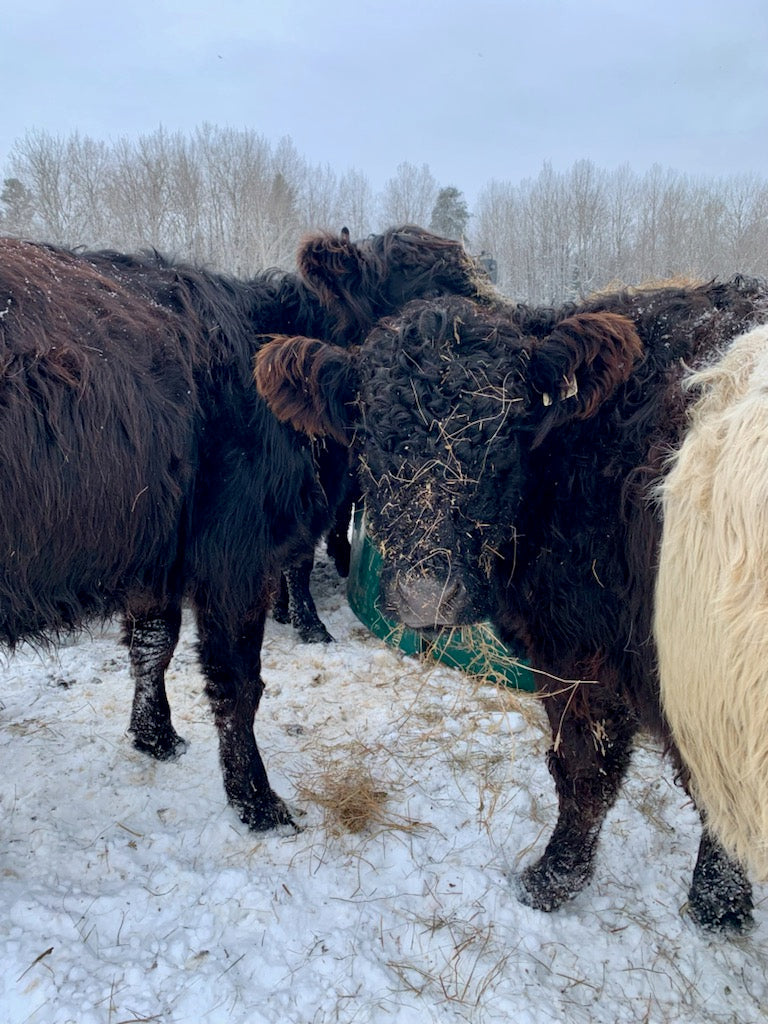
(3, 0), (767, 201)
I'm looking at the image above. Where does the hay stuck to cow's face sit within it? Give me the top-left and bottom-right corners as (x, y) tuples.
(256, 295), (643, 630)
(354, 300), (536, 629)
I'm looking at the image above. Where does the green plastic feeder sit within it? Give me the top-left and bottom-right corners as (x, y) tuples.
(346, 509), (535, 691)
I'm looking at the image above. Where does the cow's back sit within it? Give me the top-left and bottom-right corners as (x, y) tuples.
(0, 239), (199, 643)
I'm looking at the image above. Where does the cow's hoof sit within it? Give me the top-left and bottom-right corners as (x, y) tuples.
(296, 621), (334, 644)
(515, 857), (593, 912)
(687, 879), (754, 935)
(688, 834), (755, 934)
(236, 792), (302, 834)
(131, 727), (189, 762)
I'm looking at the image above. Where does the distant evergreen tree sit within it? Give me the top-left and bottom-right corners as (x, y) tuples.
(430, 186), (469, 240)
(0, 177), (34, 235)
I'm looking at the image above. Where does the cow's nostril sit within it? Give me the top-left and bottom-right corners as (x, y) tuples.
(394, 576), (468, 629)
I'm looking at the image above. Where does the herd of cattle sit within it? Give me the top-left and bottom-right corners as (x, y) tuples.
(1, 225), (767, 936)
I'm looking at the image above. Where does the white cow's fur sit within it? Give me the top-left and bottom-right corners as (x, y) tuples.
(656, 322), (768, 879)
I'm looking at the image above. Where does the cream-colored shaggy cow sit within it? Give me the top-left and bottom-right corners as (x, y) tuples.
(656, 322), (768, 880)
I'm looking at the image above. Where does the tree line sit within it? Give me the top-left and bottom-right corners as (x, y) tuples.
(2, 125), (767, 303)
(473, 160), (768, 304)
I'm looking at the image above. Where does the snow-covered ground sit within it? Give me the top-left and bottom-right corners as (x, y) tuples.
(2, 557), (767, 1024)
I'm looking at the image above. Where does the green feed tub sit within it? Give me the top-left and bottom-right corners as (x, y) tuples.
(346, 509), (535, 691)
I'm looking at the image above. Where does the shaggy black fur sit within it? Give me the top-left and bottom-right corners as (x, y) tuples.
(0, 225), (489, 831)
(255, 277), (768, 928)
(272, 444), (359, 644)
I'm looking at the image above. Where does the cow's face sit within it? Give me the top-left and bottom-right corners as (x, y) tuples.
(255, 296), (643, 630)
(354, 301), (534, 627)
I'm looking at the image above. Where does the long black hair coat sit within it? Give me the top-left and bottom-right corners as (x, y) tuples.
(0, 225), (491, 831)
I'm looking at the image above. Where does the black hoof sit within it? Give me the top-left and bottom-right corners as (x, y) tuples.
(296, 622), (334, 644)
(131, 728), (189, 762)
(234, 791), (301, 833)
(688, 832), (755, 935)
(687, 881), (755, 935)
(515, 857), (594, 913)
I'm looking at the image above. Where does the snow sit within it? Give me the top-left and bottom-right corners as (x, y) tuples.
(1, 557), (767, 1024)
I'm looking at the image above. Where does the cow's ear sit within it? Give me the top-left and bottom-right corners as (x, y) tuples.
(254, 336), (360, 444)
(297, 228), (372, 318)
(527, 312), (643, 443)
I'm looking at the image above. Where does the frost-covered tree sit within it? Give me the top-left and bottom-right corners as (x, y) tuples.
(430, 186), (469, 240)
(378, 162), (437, 229)
(4, 129), (768, 289)
(0, 177), (35, 235)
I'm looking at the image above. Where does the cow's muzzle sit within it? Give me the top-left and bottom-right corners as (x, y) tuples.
(391, 574), (475, 629)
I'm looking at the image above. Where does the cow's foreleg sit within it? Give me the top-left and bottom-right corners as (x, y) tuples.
(666, 746), (754, 932)
(272, 573), (291, 624)
(326, 494), (354, 578)
(281, 557), (334, 644)
(195, 599), (296, 831)
(517, 673), (636, 912)
(688, 816), (754, 933)
(123, 604), (187, 760)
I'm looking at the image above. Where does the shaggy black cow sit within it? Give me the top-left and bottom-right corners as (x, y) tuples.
(255, 278), (768, 929)
(0, 225), (491, 832)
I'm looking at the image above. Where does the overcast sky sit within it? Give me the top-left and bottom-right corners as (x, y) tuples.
(3, 0), (768, 203)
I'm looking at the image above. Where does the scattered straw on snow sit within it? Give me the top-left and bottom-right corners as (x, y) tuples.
(1, 553), (767, 1024)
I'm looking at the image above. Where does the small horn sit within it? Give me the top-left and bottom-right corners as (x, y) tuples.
(561, 375), (579, 400)
(542, 393), (553, 407)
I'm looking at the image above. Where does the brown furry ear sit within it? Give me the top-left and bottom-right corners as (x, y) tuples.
(297, 230), (373, 322)
(296, 225), (492, 344)
(528, 312), (644, 442)
(254, 336), (360, 444)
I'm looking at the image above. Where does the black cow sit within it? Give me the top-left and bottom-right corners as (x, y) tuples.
(0, 226), (491, 832)
(255, 278), (768, 929)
